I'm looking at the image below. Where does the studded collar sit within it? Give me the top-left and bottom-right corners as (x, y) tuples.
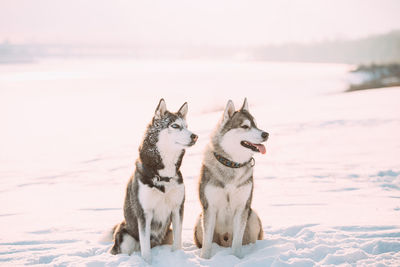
(213, 152), (255, 168)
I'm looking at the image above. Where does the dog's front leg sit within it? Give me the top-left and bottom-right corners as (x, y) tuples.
(138, 211), (153, 263)
(171, 204), (183, 251)
(200, 207), (216, 259)
(231, 207), (247, 258)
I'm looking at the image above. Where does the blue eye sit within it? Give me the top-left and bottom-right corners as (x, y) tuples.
(171, 124), (180, 129)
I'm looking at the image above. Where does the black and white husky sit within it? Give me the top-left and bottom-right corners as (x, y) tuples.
(110, 99), (197, 263)
(194, 98), (268, 259)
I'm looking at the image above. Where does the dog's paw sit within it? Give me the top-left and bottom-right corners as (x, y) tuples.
(171, 243), (182, 251)
(200, 248), (212, 259)
(232, 247), (244, 259)
(141, 252), (152, 264)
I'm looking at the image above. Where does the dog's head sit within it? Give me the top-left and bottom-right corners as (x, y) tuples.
(140, 99), (197, 170)
(214, 98), (268, 162)
(150, 99), (198, 150)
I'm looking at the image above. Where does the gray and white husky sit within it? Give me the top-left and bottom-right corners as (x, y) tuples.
(110, 99), (197, 263)
(194, 98), (268, 259)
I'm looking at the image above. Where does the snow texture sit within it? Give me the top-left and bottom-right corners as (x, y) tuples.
(0, 59), (399, 266)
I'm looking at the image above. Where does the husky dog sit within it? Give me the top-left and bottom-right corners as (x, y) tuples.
(110, 99), (198, 263)
(194, 98), (268, 259)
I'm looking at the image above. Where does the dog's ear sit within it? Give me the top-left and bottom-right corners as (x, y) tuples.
(223, 100), (235, 122)
(177, 102), (188, 119)
(241, 98), (249, 112)
(155, 98), (167, 119)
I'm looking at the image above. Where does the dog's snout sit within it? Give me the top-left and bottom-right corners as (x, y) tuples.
(191, 133), (198, 142)
(261, 131), (269, 139)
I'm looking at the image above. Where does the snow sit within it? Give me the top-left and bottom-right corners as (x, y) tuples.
(1, 59), (400, 266)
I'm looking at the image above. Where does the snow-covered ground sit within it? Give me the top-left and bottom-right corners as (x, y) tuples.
(0, 59), (399, 266)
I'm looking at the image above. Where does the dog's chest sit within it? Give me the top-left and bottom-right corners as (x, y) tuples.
(205, 182), (252, 232)
(138, 180), (184, 221)
(205, 182), (252, 212)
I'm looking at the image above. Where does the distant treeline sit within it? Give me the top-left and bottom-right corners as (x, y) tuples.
(0, 41), (35, 63)
(1, 30), (400, 64)
(254, 30), (400, 64)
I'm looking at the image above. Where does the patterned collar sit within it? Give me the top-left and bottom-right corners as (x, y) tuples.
(153, 175), (172, 183)
(213, 152), (255, 168)
(137, 162), (173, 193)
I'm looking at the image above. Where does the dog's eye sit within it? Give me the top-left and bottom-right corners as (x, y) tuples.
(171, 124), (180, 129)
(241, 125), (250, 129)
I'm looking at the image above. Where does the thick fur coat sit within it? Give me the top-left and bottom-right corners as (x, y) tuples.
(194, 99), (268, 259)
(110, 99), (197, 263)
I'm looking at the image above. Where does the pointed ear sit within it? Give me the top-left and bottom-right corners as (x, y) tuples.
(241, 98), (249, 111)
(154, 98), (167, 120)
(223, 100), (235, 122)
(177, 102), (188, 119)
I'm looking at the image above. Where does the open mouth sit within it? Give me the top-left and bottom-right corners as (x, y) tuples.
(241, 141), (266, 154)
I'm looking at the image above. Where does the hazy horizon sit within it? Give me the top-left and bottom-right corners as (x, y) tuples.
(1, 0), (400, 46)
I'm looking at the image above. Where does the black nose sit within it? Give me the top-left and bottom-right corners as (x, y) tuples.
(261, 132), (269, 139)
(191, 134), (198, 141)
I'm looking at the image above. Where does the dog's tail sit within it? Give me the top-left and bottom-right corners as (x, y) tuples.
(99, 224), (118, 243)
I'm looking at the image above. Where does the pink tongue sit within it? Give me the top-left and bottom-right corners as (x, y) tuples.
(254, 143), (266, 154)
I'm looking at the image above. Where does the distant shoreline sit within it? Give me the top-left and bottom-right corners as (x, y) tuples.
(346, 84), (400, 92)
(346, 63), (400, 92)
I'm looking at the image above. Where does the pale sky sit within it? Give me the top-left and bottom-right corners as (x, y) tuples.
(1, 0), (400, 46)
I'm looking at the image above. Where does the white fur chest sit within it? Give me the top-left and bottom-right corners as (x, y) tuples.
(138, 180), (185, 222)
(204, 181), (252, 232)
